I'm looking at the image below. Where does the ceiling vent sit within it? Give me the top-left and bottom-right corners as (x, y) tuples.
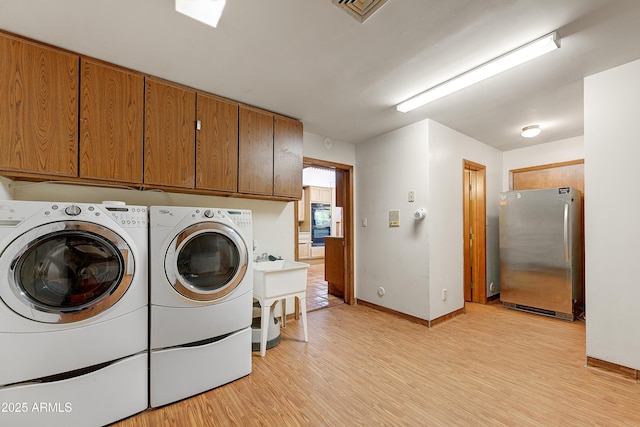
(332, 0), (389, 23)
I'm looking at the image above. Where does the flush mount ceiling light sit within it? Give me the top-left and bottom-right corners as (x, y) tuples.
(176, 0), (226, 28)
(521, 125), (541, 138)
(396, 31), (560, 113)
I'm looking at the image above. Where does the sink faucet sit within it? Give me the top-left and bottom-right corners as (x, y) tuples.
(256, 252), (269, 262)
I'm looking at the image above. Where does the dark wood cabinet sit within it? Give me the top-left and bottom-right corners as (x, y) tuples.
(196, 94), (239, 192)
(238, 105), (304, 199)
(238, 106), (274, 196)
(273, 115), (303, 199)
(144, 77), (196, 188)
(80, 59), (144, 183)
(0, 32), (78, 177)
(324, 236), (345, 298)
(0, 31), (303, 201)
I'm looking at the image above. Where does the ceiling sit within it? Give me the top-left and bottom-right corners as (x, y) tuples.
(1, 0), (640, 151)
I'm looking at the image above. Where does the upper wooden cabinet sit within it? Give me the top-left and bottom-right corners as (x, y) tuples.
(0, 31), (303, 200)
(196, 94), (239, 192)
(238, 106), (274, 196)
(273, 115), (303, 199)
(309, 186), (332, 203)
(80, 59), (144, 184)
(144, 77), (196, 188)
(0, 33), (78, 177)
(238, 105), (303, 199)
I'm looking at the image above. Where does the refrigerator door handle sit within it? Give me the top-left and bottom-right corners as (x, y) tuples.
(563, 203), (570, 263)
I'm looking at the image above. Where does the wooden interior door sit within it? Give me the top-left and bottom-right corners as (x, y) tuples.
(463, 160), (486, 303)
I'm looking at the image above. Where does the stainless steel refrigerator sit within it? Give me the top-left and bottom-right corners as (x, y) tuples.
(499, 187), (583, 320)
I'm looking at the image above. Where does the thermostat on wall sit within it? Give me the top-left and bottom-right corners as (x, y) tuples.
(389, 210), (400, 227)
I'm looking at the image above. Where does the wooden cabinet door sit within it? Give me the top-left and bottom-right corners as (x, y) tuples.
(0, 33), (78, 177)
(324, 237), (345, 297)
(196, 93), (238, 192)
(273, 115), (303, 199)
(80, 59), (144, 183)
(310, 186), (332, 203)
(144, 77), (196, 188)
(238, 106), (273, 195)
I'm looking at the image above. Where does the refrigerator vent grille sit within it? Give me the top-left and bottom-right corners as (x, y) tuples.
(502, 302), (574, 321)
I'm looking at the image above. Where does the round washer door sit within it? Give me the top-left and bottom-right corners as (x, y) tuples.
(0, 221), (135, 323)
(165, 222), (248, 301)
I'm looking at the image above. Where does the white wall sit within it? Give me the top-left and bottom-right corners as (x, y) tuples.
(428, 121), (502, 314)
(303, 132), (356, 166)
(0, 176), (12, 199)
(584, 58), (640, 370)
(356, 120), (431, 319)
(355, 119), (501, 321)
(502, 136), (585, 190)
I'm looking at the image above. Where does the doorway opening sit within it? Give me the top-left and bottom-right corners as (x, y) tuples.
(463, 160), (487, 304)
(295, 158), (354, 313)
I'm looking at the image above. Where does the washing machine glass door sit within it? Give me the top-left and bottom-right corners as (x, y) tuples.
(0, 221), (134, 323)
(166, 222), (248, 301)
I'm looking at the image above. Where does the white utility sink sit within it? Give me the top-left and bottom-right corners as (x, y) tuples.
(252, 259), (310, 356)
(253, 260), (309, 298)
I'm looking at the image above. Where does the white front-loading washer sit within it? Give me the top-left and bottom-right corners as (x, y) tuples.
(0, 200), (148, 427)
(149, 206), (253, 408)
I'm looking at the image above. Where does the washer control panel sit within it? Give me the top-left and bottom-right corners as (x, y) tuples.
(105, 205), (147, 227)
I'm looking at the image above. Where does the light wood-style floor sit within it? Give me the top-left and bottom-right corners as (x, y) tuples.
(113, 303), (640, 426)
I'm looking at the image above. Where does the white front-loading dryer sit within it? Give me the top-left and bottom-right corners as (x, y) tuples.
(149, 206), (253, 408)
(0, 200), (148, 427)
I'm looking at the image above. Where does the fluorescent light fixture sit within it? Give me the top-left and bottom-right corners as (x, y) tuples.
(396, 32), (560, 113)
(521, 125), (541, 138)
(176, 0), (226, 28)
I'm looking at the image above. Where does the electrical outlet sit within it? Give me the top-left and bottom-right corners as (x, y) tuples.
(442, 289), (447, 301)
(408, 191), (415, 202)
